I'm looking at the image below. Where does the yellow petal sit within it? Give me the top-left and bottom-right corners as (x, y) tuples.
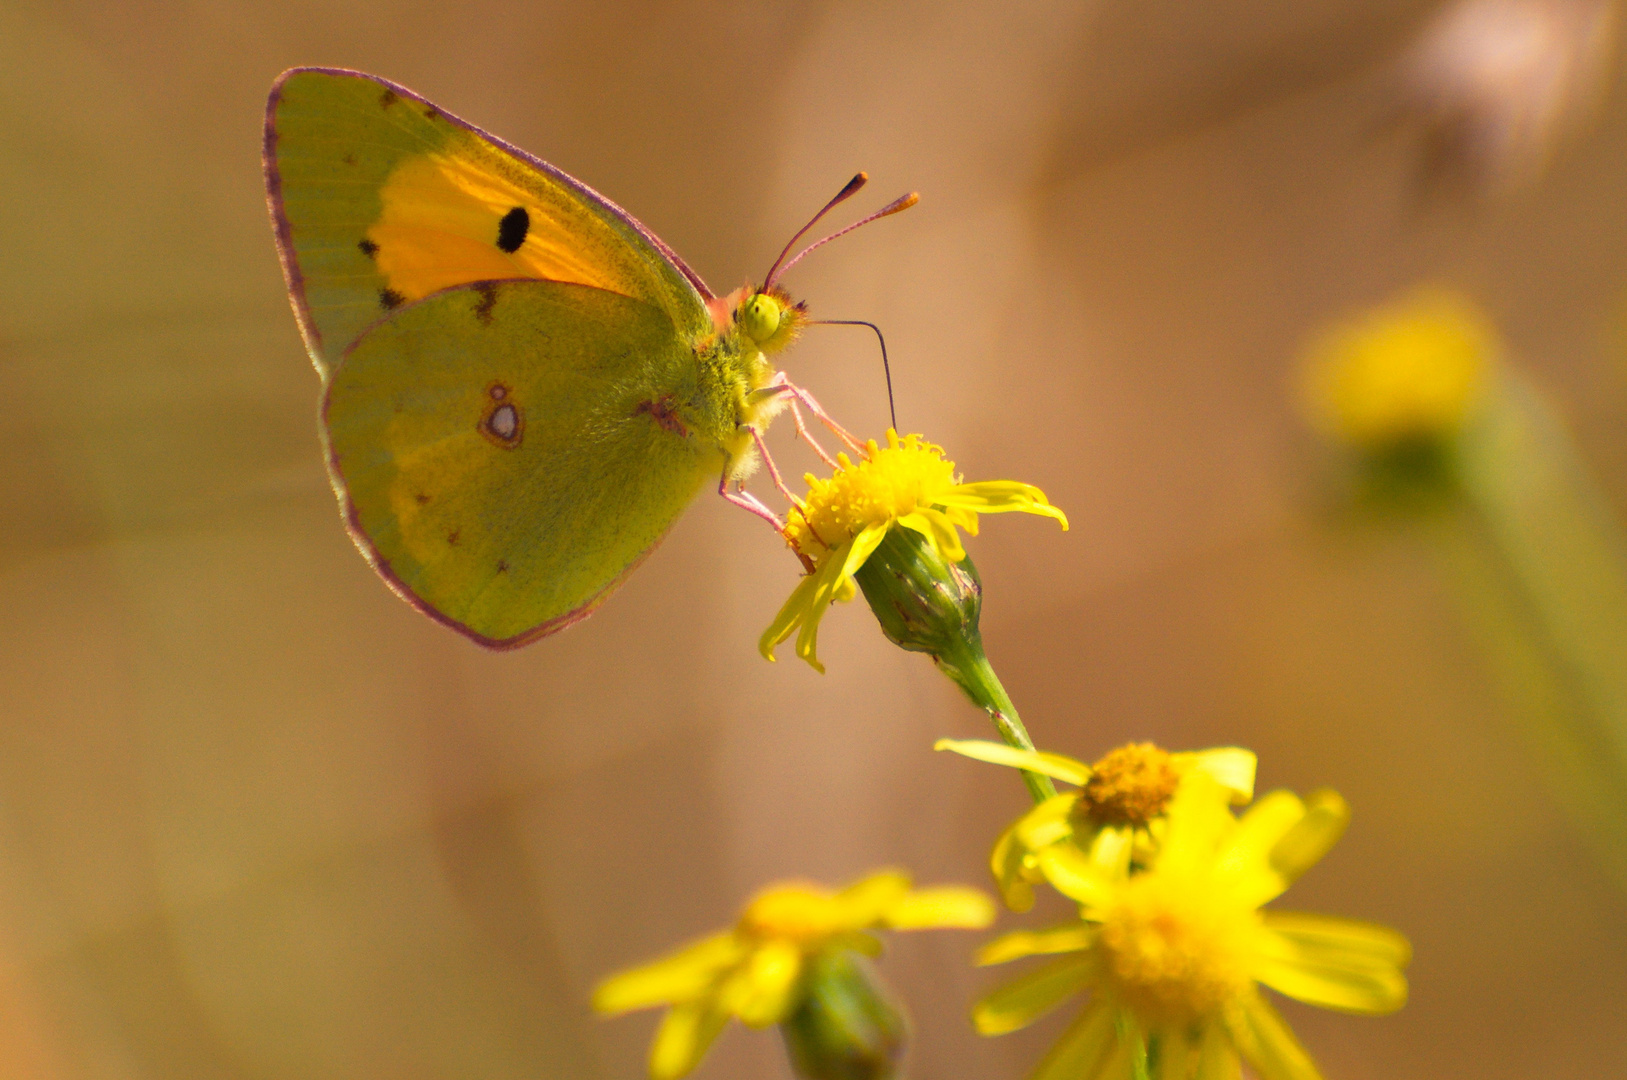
(1154, 1024), (1193, 1080)
(833, 868), (913, 927)
(884, 886), (996, 930)
(794, 524), (888, 671)
(789, 551), (852, 675)
(1253, 956), (1407, 1017)
(934, 738), (1091, 785)
(649, 1000), (731, 1080)
(718, 940), (803, 1027)
(919, 506), (969, 562)
(990, 822), (1038, 913)
(592, 931), (745, 1015)
(1160, 1024), (1234, 1080)
(971, 954), (1097, 1035)
(1029, 998), (1122, 1080)
(1085, 823), (1135, 879)
(895, 508), (966, 563)
(975, 923), (1095, 966)
(939, 482), (1071, 532)
(1214, 789), (1306, 905)
(759, 572), (821, 661)
(1269, 789), (1350, 884)
(1154, 774), (1237, 877)
(1255, 913), (1410, 1015)
(944, 504), (980, 534)
(1035, 842), (1117, 910)
(1225, 995), (1325, 1080)
(1259, 911), (1412, 968)
(1012, 794), (1082, 852)
(1194, 1022), (1240, 1080)
(1175, 748), (1257, 804)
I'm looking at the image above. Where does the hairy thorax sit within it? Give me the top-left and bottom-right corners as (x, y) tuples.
(679, 286), (804, 473)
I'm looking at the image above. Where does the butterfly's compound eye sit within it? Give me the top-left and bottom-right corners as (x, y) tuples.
(739, 293), (784, 345)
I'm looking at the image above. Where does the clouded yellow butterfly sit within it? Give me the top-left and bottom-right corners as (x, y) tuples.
(263, 68), (914, 648)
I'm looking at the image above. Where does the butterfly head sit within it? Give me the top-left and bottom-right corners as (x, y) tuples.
(736, 174), (916, 354)
(737, 288), (807, 354)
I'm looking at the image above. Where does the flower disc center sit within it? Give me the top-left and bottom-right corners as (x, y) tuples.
(1080, 742), (1180, 826)
(1097, 871), (1258, 1024)
(788, 433), (958, 554)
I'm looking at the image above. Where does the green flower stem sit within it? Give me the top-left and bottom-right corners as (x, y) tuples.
(1428, 505), (1627, 891)
(1437, 372), (1627, 890)
(851, 529), (1057, 804)
(936, 635), (1057, 804)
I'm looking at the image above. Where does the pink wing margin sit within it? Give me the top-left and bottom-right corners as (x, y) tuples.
(261, 65), (717, 363)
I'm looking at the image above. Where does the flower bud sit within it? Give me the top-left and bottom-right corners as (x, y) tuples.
(852, 524), (982, 661)
(780, 950), (907, 1080)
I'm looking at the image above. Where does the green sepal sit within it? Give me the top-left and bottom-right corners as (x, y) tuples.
(779, 950), (908, 1080)
(852, 524), (982, 662)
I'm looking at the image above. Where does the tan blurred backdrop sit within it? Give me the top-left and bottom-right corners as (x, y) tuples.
(2, 1), (1626, 1077)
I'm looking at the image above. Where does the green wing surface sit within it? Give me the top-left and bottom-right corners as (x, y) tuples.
(324, 280), (722, 647)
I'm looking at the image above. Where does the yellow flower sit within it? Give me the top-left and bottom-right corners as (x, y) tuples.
(594, 869), (995, 1080)
(936, 739), (1256, 911)
(972, 775), (1409, 1080)
(1300, 287), (1496, 450)
(759, 430), (1067, 672)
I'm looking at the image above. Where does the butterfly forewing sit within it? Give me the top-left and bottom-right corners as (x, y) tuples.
(266, 67), (712, 378)
(324, 279), (723, 647)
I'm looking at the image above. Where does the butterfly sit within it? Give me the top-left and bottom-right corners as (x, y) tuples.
(263, 68), (914, 648)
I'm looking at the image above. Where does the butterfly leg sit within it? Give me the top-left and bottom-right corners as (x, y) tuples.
(745, 425), (804, 509)
(750, 378), (839, 467)
(786, 396), (839, 468)
(772, 376), (868, 456)
(718, 469), (786, 531)
(741, 424), (819, 573)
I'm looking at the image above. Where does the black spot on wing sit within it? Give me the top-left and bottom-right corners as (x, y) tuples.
(380, 89), (399, 109)
(380, 288), (405, 310)
(496, 207), (529, 253)
(358, 238), (378, 258)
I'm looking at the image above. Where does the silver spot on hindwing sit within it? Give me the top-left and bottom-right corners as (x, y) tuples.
(479, 382), (523, 448)
(489, 404), (518, 439)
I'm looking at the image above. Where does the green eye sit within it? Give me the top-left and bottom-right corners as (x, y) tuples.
(739, 294), (782, 344)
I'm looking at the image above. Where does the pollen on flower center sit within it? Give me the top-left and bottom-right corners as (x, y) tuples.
(787, 432), (959, 555)
(1097, 871), (1259, 1024)
(1080, 742), (1180, 826)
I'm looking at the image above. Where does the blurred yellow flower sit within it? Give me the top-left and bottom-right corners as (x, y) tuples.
(936, 739), (1255, 911)
(1300, 287), (1496, 450)
(759, 430), (1067, 672)
(594, 869), (994, 1080)
(972, 775), (1409, 1080)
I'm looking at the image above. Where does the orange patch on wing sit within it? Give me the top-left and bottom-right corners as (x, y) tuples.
(368, 153), (629, 303)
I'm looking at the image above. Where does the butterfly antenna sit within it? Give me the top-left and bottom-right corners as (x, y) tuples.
(810, 320), (896, 431)
(765, 192), (919, 289)
(761, 173), (870, 292)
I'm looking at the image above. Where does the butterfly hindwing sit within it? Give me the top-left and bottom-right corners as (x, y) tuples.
(265, 67), (714, 378)
(324, 279), (723, 647)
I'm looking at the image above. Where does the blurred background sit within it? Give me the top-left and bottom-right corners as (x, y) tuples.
(3, 0), (1627, 1076)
